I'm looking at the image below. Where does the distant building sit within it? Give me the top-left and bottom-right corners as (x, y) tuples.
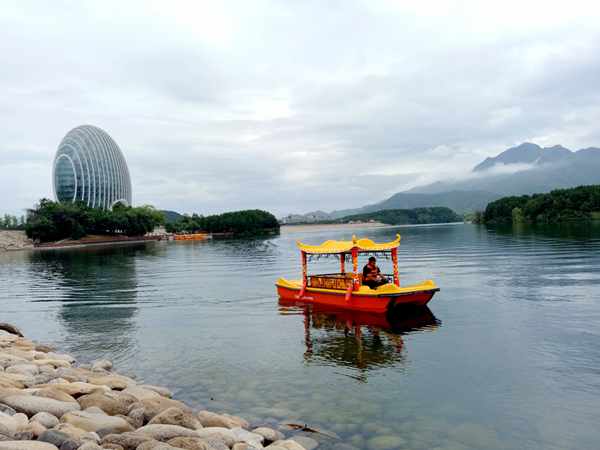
(53, 125), (132, 209)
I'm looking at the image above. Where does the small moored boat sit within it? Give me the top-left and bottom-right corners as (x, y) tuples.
(276, 234), (439, 313)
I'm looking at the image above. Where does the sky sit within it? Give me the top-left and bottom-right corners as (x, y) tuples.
(2, 0), (600, 216)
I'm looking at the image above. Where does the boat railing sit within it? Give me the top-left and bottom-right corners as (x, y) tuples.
(308, 273), (395, 290)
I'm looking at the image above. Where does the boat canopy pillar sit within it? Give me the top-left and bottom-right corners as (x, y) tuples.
(351, 246), (359, 290)
(392, 247), (400, 286)
(340, 252), (345, 274)
(300, 251), (308, 296)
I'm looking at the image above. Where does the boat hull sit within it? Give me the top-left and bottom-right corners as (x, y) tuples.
(276, 283), (438, 313)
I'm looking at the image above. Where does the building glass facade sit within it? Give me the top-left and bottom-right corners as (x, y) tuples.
(53, 125), (132, 209)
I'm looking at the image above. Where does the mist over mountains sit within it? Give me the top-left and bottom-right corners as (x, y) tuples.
(283, 143), (600, 222)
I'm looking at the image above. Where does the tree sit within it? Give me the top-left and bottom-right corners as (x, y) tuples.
(25, 199), (165, 243)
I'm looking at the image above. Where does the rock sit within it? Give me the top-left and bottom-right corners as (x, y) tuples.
(29, 389), (78, 404)
(0, 375), (31, 389)
(0, 442), (60, 450)
(13, 432), (33, 441)
(252, 429), (284, 444)
(135, 441), (176, 450)
(137, 387), (171, 399)
(196, 412), (248, 430)
(90, 361), (112, 373)
(101, 433), (153, 450)
(136, 425), (199, 441)
(1, 395), (80, 418)
(5, 366), (38, 377)
(289, 436), (317, 450)
(30, 413), (58, 429)
(265, 441), (306, 450)
(54, 369), (86, 384)
(0, 325), (24, 338)
(102, 444), (124, 450)
(42, 354), (74, 365)
(87, 375), (134, 391)
(38, 431), (72, 448)
(232, 444), (262, 450)
(52, 424), (98, 443)
(78, 392), (137, 416)
(78, 442), (102, 450)
(82, 408), (105, 416)
(0, 412), (29, 436)
(30, 361), (70, 370)
(138, 399), (191, 422)
(194, 429), (235, 448)
(28, 421), (46, 438)
(59, 440), (79, 450)
(120, 389), (158, 403)
(35, 383), (109, 398)
(166, 437), (213, 450)
(61, 411), (133, 434)
(34, 345), (54, 354)
(126, 409), (144, 429)
(230, 428), (263, 447)
(0, 406), (16, 417)
(148, 408), (201, 431)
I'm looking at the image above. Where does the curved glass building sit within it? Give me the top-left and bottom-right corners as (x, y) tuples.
(53, 125), (132, 209)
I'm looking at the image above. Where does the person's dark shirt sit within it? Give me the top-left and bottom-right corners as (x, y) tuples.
(362, 264), (380, 280)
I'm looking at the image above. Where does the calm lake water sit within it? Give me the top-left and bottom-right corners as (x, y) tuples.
(1, 223), (600, 450)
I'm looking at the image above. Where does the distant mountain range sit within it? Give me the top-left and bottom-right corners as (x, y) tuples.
(282, 143), (600, 222)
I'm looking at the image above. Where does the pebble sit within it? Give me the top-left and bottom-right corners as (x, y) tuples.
(0, 442), (60, 450)
(29, 414), (57, 430)
(136, 425), (199, 441)
(90, 361), (112, 373)
(0, 407), (16, 417)
(252, 428), (284, 443)
(60, 410), (133, 434)
(1, 395), (80, 418)
(0, 325), (361, 450)
(148, 408), (201, 431)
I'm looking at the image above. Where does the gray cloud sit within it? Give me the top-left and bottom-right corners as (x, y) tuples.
(1, 0), (600, 216)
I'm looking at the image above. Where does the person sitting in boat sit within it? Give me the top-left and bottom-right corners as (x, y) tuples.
(362, 256), (387, 289)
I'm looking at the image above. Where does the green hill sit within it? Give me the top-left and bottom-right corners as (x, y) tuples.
(484, 185), (600, 224)
(337, 207), (462, 225)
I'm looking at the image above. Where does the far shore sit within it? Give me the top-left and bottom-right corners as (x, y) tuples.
(281, 221), (465, 234)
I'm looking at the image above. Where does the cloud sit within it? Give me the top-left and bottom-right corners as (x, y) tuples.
(2, 0), (600, 215)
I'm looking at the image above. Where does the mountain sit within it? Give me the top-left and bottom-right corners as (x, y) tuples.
(473, 142), (544, 171)
(329, 190), (499, 217)
(413, 145), (600, 196)
(282, 143), (600, 220)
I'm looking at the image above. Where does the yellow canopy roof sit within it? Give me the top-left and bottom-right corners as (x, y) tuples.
(297, 234), (401, 254)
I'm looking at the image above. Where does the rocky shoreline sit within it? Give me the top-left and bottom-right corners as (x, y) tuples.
(0, 324), (334, 450)
(0, 231), (33, 252)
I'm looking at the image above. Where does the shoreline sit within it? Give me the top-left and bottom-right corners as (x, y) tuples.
(0, 324), (331, 450)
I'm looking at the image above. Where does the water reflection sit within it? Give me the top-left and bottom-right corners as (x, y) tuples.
(26, 244), (155, 360)
(279, 300), (439, 381)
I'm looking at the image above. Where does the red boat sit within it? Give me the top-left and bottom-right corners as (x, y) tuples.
(276, 234), (439, 313)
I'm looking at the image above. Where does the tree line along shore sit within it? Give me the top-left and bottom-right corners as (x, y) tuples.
(481, 185), (600, 224)
(0, 323), (324, 450)
(13, 200), (280, 246)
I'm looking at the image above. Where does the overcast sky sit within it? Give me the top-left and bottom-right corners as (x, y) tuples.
(2, 0), (600, 216)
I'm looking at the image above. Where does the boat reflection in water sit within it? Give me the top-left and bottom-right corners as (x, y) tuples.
(279, 300), (440, 382)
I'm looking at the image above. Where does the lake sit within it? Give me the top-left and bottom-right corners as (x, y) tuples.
(1, 223), (600, 450)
